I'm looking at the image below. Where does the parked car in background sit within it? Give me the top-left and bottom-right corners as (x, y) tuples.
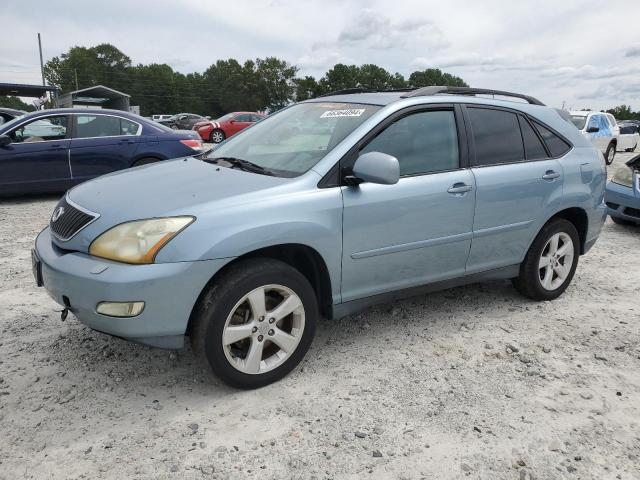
(570, 110), (619, 164)
(32, 86), (606, 388)
(617, 123), (639, 152)
(0, 108), (204, 196)
(151, 114), (172, 122)
(606, 154), (640, 225)
(193, 112), (265, 143)
(0, 107), (27, 125)
(157, 113), (208, 130)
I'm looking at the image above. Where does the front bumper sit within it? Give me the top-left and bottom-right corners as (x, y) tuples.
(605, 181), (640, 224)
(35, 227), (231, 348)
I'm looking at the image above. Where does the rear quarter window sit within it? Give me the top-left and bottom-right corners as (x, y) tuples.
(532, 121), (571, 157)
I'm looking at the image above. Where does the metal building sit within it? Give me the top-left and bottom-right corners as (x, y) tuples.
(55, 85), (130, 111)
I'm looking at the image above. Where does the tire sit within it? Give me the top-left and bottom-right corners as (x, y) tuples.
(611, 216), (633, 226)
(190, 258), (318, 389)
(210, 129), (225, 143)
(604, 143), (616, 165)
(512, 218), (580, 301)
(133, 157), (161, 167)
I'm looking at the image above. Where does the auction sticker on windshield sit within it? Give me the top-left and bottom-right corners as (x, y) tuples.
(320, 109), (366, 118)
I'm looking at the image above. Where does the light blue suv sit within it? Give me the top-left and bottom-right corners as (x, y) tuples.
(33, 87), (607, 388)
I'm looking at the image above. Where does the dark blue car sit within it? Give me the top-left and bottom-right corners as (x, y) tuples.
(0, 108), (204, 196)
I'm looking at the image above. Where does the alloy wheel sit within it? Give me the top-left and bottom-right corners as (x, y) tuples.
(222, 284), (305, 374)
(211, 131), (224, 143)
(538, 232), (574, 290)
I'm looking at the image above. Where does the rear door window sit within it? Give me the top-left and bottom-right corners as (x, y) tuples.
(532, 121), (571, 157)
(75, 115), (121, 138)
(518, 116), (548, 160)
(468, 107), (524, 165)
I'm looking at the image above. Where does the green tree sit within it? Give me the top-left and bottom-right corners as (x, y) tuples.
(0, 96), (36, 111)
(408, 68), (467, 88)
(294, 76), (321, 101)
(606, 105), (640, 121)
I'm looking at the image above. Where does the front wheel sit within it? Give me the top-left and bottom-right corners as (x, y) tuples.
(512, 218), (579, 301)
(190, 258), (317, 389)
(604, 143), (616, 165)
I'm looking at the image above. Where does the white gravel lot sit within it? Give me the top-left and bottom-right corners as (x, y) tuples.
(0, 152), (639, 480)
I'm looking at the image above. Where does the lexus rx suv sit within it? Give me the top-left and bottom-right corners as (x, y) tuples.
(33, 87), (607, 389)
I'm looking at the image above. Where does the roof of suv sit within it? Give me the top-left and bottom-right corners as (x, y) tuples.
(304, 86), (591, 149)
(305, 86), (546, 107)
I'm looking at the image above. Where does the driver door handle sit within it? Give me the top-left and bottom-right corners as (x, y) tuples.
(542, 170), (560, 180)
(447, 183), (473, 194)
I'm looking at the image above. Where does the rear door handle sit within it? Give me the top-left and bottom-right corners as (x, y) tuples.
(119, 139), (136, 145)
(542, 170), (560, 180)
(447, 183), (473, 194)
(49, 144), (66, 151)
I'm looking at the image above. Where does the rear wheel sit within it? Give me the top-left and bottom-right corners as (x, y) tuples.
(604, 143), (616, 165)
(190, 258), (317, 389)
(512, 218), (579, 301)
(210, 129), (225, 143)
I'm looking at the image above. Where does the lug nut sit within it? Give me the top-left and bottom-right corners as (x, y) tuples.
(268, 329), (274, 336)
(259, 316), (264, 322)
(268, 317), (275, 324)
(257, 335), (264, 342)
(252, 326), (258, 333)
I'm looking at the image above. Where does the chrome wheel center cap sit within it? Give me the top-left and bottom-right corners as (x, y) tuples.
(256, 322), (270, 335)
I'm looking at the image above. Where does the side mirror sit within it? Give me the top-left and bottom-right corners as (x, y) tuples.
(0, 134), (11, 147)
(351, 151), (400, 185)
(587, 126), (599, 133)
(229, 119), (236, 124)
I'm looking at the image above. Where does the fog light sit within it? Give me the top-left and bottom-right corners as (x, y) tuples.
(96, 301), (145, 317)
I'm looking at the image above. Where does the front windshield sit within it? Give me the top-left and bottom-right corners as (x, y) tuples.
(205, 102), (381, 176)
(570, 115), (587, 130)
(216, 113), (235, 122)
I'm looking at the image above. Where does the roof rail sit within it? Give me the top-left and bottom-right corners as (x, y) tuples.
(400, 86), (545, 106)
(317, 88), (373, 98)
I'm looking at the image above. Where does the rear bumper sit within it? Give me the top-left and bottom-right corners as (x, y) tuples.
(35, 227), (230, 348)
(605, 181), (640, 224)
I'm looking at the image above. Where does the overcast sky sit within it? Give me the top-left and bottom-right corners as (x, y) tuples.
(2, 0), (639, 110)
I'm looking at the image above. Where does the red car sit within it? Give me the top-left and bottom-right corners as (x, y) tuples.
(193, 112), (265, 143)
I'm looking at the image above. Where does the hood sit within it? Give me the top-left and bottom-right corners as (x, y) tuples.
(59, 157), (291, 251)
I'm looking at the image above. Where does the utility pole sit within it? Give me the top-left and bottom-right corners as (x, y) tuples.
(37, 33), (45, 86)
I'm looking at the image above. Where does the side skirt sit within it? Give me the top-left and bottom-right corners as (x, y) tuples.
(331, 264), (520, 320)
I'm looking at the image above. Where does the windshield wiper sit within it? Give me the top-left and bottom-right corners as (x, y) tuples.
(204, 156), (274, 176)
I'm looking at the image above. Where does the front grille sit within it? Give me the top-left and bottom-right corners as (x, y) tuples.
(50, 197), (98, 241)
(623, 207), (640, 219)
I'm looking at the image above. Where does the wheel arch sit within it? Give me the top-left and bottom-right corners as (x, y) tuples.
(542, 207), (589, 255)
(187, 243), (334, 336)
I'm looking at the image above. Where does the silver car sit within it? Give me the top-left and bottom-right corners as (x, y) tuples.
(33, 87), (607, 388)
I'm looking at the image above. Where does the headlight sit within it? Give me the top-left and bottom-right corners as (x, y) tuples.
(611, 166), (633, 188)
(89, 216), (194, 264)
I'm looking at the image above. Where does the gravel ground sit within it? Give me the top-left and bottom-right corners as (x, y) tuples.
(0, 151), (638, 480)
